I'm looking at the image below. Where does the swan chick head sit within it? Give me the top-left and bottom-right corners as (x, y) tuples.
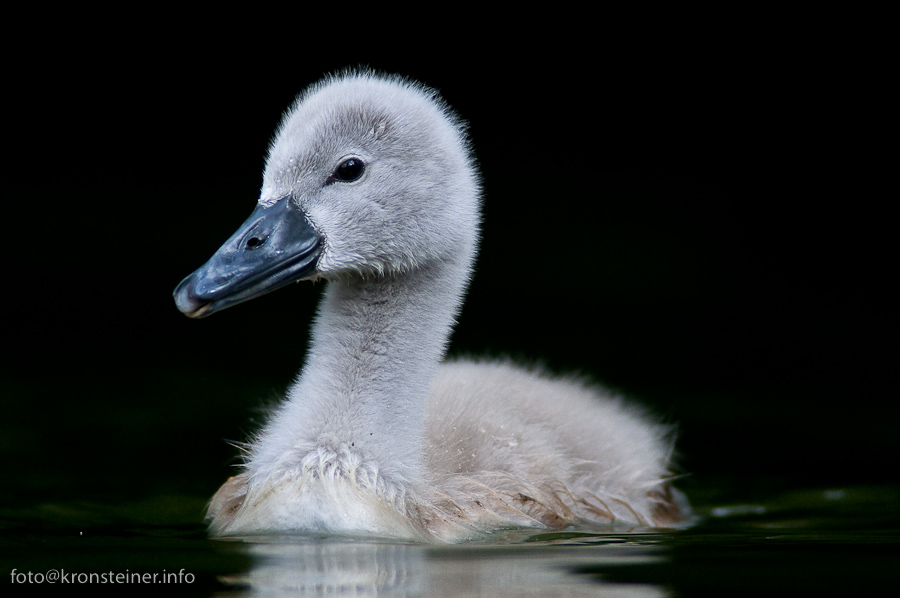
(174, 71), (480, 317)
(263, 71), (480, 278)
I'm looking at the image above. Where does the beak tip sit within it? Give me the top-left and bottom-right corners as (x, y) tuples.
(174, 276), (212, 318)
(184, 302), (212, 319)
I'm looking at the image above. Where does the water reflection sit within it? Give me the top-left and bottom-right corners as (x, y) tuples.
(215, 532), (671, 597)
(4, 486), (897, 595)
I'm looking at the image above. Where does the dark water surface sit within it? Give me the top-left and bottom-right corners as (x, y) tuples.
(2, 481), (897, 596)
(2, 359), (897, 596)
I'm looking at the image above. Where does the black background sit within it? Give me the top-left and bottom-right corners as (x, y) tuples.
(4, 28), (894, 510)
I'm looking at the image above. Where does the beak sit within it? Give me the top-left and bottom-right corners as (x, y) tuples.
(173, 197), (322, 318)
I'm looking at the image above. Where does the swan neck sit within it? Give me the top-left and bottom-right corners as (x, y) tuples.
(252, 255), (471, 486)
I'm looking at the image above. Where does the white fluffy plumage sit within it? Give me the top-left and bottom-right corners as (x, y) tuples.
(180, 71), (688, 541)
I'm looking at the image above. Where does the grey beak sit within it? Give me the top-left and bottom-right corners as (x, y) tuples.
(174, 197), (322, 318)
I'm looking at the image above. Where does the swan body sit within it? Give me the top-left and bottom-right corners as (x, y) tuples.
(174, 72), (687, 541)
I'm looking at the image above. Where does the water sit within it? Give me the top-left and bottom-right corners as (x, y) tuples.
(2, 361), (896, 595)
(2, 483), (897, 596)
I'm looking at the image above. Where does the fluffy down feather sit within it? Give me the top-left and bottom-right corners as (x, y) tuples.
(178, 71), (688, 542)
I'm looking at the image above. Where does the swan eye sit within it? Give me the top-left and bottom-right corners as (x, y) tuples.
(331, 157), (365, 183)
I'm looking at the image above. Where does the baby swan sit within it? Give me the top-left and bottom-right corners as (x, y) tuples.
(174, 72), (687, 541)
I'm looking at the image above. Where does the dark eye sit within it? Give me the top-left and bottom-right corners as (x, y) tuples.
(332, 157), (365, 183)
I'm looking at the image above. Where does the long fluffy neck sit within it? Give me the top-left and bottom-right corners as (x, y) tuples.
(246, 253), (472, 489)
